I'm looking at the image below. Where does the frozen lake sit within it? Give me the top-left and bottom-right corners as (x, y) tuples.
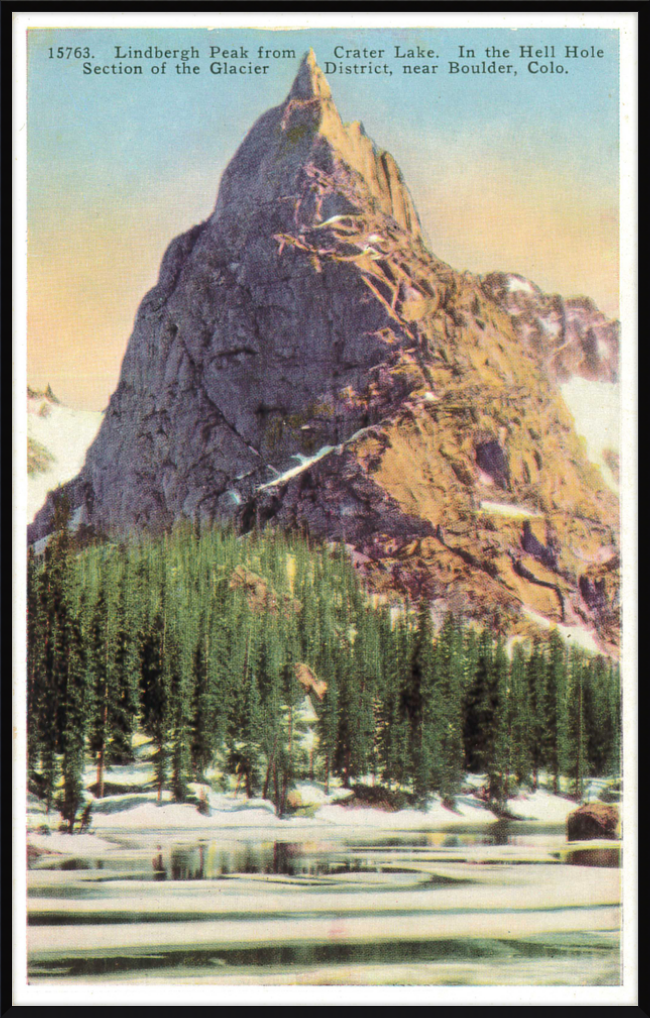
(27, 824), (621, 985)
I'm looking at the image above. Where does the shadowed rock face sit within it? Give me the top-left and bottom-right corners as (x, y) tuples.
(475, 440), (509, 490)
(29, 51), (620, 649)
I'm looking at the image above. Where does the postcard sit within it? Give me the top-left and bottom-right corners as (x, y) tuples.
(13, 11), (637, 1006)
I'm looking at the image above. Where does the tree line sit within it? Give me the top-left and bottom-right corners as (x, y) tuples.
(27, 502), (621, 830)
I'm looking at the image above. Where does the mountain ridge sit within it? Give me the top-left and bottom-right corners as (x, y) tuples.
(28, 52), (620, 652)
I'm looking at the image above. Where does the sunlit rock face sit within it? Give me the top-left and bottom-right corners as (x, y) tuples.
(29, 51), (619, 650)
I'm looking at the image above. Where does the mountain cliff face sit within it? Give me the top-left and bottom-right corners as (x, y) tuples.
(29, 51), (620, 651)
(481, 273), (619, 384)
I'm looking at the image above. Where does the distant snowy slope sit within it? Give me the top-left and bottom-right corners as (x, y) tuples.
(27, 390), (103, 524)
(560, 379), (620, 493)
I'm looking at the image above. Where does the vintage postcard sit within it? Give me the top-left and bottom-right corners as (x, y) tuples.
(13, 11), (637, 1005)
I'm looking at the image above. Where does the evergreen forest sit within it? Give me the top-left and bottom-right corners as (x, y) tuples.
(27, 501), (621, 832)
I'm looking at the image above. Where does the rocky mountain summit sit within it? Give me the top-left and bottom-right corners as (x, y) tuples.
(481, 273), (619, 384)
(29, 51), (620, 650)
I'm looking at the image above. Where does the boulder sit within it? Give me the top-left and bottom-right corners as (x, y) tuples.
(295, 662), (327, 700)
(567, 801), (619, 841)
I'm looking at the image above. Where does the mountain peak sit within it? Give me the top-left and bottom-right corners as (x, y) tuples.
(287, 49), (332, 102)
(213, 51), (421, 238)
(29, 53), (619, 651)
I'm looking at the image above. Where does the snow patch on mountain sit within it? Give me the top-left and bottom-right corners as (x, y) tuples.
(27, 393), (103, 523)
(480, 501), (542, 519)
(523, 607), (602, 655)
(507, 275), (536, 294)
(559, 379), (620, 493)
(259, 446), (337, 490)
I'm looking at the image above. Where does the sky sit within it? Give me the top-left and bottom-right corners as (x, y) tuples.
(25, 24), (620, 410)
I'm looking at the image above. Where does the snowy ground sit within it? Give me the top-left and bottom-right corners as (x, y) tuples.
(479, 501), (542, 519)
(26, 749), (621, 987)
(27, 755), (617, 844)
(523, 606), (602, 655)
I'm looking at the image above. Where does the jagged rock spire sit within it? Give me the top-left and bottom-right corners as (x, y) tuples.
(213, 49), (422, 238)
(287, 48), (332, 101)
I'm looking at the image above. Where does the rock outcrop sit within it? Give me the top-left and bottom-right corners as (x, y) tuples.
(481, 273), (619, 383)
(29, 51), (620, 649)
(567, 802), (620, 841)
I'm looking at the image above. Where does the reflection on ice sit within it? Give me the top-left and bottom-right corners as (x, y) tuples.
(27, 829), (621, 985)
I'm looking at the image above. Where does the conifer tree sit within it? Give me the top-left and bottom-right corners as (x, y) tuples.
(88, 580), (112, 797)
(585, 655), (621, 777)
(60, 608), (88, 832)
(170, 636), (194, 802)
(524, 639), (546, 790)
(463, 628), (494, 774)
(435, 613), (465, 805)
(239, 669), (263, 798)
(487, 636), (510, 808)
(140, 595), (171, 802)
(404, 599), (438, 800)
(108, 573), (140, 764)
(317, 663), (339, 795)
(351, 641), (378, 784)
(544, 630), (568, 793)
(26, 552), (45, 779)
(36, 492), (74, 812)
(255, 596), (284, 798)
(566, 648), (587, 799)
(190, 620), (215, 780)
(377, 614), (410, 790)
(275, 650), (302, 810)
(509, 642), (531, 787)
(607, 660), (622, 778)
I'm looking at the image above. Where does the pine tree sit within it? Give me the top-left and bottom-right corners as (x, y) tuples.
(87, 579), (113, 798)
(488, 636), (510, 809)
(317, 664), (339, 795)
(585, 655), (621, 777)
(463, 628), (494, 774)
(190, 621), (214, 780)
(509, 642), (531, 787)
(170, 636), (193, 802)
(108, 572), (140, 765)
(544, 630), (568, 794)
(276, 653), (302, 812)
(404, 599), (438, 801)
(26, 552), (45, 780)
(350, 641), (378, 785)
(525, 639), (546, 790)
(140, 595), (171, 802)
(607, 660), (622, 778)
(37, 492), (74, 813)
(256, 599), (284, 799)
(239, 669), (263, 798)
(60, 609), (88, 832)
(435, 613), (465, 806)
(377, 613), (410, 790)
(566, 648), (587, 800)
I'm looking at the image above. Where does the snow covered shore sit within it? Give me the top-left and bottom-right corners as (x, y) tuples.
(27, 774), (617, 850)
